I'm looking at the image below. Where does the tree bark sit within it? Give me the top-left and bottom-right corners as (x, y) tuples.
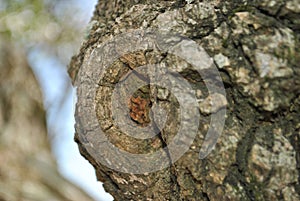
(70, 0), (300, 200)
(0, 38), (94, 201)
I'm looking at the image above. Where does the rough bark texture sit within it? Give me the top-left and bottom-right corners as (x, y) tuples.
(70, 0), (300, 200)
(0, 38), (94, 201)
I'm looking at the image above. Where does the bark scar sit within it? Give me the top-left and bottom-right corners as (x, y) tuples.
(129, 96), (151, 126)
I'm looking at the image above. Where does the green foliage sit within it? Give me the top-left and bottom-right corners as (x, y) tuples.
(0, 0), (88, 64)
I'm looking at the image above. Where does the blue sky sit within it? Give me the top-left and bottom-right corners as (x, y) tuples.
(28, 1), (114, 200)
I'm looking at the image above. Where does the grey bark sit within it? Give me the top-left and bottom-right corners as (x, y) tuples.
(0, 38), (94, 201)
(70, 0), (300, 200)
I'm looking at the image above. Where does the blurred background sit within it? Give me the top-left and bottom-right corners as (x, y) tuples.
(0, 0), (113, 200)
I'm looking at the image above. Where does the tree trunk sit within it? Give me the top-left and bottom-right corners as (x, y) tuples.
(0, 38), (94, 201)
(69, 0), (300, 200)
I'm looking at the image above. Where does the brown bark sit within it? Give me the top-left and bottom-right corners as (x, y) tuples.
(70, 0), (300, 200)
(0, 38), (94, 201)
